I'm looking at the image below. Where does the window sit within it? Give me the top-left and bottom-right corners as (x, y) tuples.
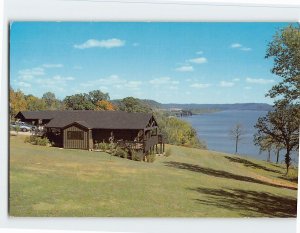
(67, 131), (84, 140)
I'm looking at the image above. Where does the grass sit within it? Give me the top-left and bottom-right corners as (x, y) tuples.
(9, 135), (298, 217)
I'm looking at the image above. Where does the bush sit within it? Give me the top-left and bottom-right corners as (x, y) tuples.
(24, 135), (50, 146)
(146, 153), (156, 163)
(165, 148), (171, 157)
(95, 141), (109, 151)
(114, 147), (128, 158)
(131, 150), (144, 161)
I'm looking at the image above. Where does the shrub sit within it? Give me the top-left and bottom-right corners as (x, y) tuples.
(114, 147), (128, 158)
(165, 148), (171, 157)
(131, 150), (144, 161)
(24, 135), (50, 146)
(146, 153), (156, 163)
(95, 141), (109, 151)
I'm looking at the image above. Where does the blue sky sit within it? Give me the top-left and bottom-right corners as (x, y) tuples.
(10, 22), (289, 104)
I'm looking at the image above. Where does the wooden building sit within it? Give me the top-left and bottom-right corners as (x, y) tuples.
(15, 110), (164, 154)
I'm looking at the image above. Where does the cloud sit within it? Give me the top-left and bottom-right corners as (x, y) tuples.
(42, 64), (63, 68)
(80, 75), (142, 90)
(233, 78), (240, 82)
(74, 38), (125, 49)
(244, 86), (252, 90)
(219, 81), (235, 87)
(231, 43), (252, 52)
(188, 57), (207, 64)
(175, 65), (194, 72)
(149, 77), (179, 86)
(17, 81), (31, 88)
(35, 75), (76, 87)
(240, 47), (252, 51)
(196, 51), (203, 55)
(246, 77), (275, 84)
(18, 67), (45, 76)
(231, 43), (242, 48)
(190, 83), (211, 88)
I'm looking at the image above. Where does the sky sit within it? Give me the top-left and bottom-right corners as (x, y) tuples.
(9, 22), (290, 104)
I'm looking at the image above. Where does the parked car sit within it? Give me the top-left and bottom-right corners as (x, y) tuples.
(10, 122), (36, 132)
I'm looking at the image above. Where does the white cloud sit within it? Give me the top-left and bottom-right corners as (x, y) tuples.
(246, 77), (275, 84)
(175, 65), (194, 72)
(80, 75), (141, 90)
(18, 67), (45, 76)
(42, 64), (63, 68)
(231, 43), (252, 52)
(188, 57), (207, 64)
(74, 38), (125, 49)
(17, 81), (31, 88)
(240, 47), (252, 51)
(244, 86), (252, 90)
(219, 81), (235, 87)
(149, 77), (180, 89)
(196, 51), (203, 55)
(233, 78), (240, 82)
(190, 83), (211, 88)
(231, 43), (242, 48)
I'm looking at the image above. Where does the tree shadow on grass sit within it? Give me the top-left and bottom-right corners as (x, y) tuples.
(189, 187), (297, 217)
(164, 161), (297, 190)
(224, 156), (282, 174)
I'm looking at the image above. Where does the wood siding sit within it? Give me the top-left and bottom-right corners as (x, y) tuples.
(63, 125), (88, 149)
(92, 129), (140, 144)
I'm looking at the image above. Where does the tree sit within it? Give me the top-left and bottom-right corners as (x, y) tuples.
(10, 87), (27, 120)
(119, 97), (152, 113)
(254, 24), (300, 174)
(229, 123), (245, 154)
(254, 103), (299, 174)
(25, 94), (46, 111)
(63, 93), (94, 110)
(265, 24), (300, 103)
(254, 134), (274, 162)
(88, 90), (110, 105)
(95, 100), (116, 111)
(42, 92), (63, 110)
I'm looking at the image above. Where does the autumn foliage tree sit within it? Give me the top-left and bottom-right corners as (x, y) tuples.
(10, 87), (27, 120)
(95, 100), (116, 111)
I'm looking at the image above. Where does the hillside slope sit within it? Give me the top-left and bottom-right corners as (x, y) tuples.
(9, 135), (297, 217)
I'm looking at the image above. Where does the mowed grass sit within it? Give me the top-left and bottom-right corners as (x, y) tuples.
(9, 135), (298, 217)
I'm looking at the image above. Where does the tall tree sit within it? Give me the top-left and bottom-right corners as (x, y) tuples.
(254, 103), (299, 174)
(254, 24), (300, 174)
(25, 94), (47, 111)
(119, 97), (152, 113)
(10, 87), (27, 120)
(64, 93), (94, 110)
(229, 123), (245, 154)
(42, 92), (63, 110)
(254, 134), (274, 162)
(88, 90), (110, 105)
(265, 24), (300, 103)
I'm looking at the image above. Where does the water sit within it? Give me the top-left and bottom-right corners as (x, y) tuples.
(183, 110), (298, 164)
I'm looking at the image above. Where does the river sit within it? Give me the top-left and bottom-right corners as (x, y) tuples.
(183, 110), (298, 164)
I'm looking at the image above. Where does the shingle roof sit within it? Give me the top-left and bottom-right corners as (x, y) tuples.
(17, 110), (153, 130)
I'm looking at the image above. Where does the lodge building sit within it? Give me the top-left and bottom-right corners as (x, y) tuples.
(15, 110), (165, 154)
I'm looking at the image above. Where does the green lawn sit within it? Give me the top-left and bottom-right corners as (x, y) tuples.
(9, 135), (298, 217)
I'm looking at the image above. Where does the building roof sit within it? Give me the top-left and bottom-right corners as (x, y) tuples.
(16, 110), (154, 130)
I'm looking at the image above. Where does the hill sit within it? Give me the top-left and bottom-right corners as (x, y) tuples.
(161, 103), (273, 111)
(9, 135), (297, 217)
